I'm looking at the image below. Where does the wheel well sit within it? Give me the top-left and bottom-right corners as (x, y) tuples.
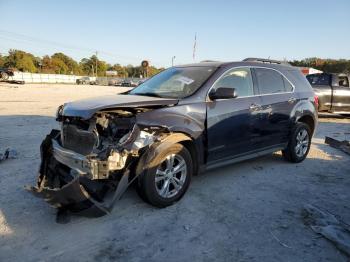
(298, 115), (315, 134)
(180, 140), (199, 176)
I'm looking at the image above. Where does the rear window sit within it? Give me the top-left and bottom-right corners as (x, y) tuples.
(254, 68), (286, 95)
(306, 74), (330, 86)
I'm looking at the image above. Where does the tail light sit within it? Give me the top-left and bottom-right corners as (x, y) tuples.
(314, 95), (319, 108)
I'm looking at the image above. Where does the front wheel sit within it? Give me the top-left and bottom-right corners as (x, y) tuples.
(282, 123), (311, 163)
(137, 143), (193, 208)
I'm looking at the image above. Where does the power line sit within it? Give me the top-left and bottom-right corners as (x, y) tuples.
(0, 29), (168, 65)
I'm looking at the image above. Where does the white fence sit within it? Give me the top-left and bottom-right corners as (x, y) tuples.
(9, 72), (94, 84)
(8, 72), (141, 85)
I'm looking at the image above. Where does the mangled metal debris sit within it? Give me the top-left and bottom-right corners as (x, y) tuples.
(325, 136), (350, 155)
(302, 204), (350, 256)
(0, 148), (18, 163)
(27, 108), (170, 218)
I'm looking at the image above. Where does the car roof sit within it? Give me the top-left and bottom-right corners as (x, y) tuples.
(175, 61), (229, 68)
(175, 61), (294, 71)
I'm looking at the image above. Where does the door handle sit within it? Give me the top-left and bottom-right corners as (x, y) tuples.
(288, 97), (297, 104)
(249, 103), (261, 111)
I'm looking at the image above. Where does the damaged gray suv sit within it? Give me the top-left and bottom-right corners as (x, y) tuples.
(28, 58), (318, 218)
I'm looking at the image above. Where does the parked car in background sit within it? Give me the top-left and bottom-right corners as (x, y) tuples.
(0, 68), (15, 81)
(307, 73), (350, 114)
(121, 79), (138, 87)
(29, 58), (318, 217)
(108, 78), (123, 86)
(76, 76), (96, 85)
(137, 78), (149, 86)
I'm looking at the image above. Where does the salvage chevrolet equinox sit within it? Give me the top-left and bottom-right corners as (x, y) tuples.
(28, 58), (318, 217)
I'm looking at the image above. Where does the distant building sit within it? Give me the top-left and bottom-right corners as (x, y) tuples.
(298, 67), (323, 75)
(106, 71), (118, 76)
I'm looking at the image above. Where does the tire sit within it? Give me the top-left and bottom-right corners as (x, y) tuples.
(138, 143), (193, 208)
(0, 72), (9, 81)
(282, 122), (312, 163)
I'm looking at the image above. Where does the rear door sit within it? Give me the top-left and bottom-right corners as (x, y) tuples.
(252, 68), (296, 148)
(331, 75), (350, 112)
(206, 67), (263, 162)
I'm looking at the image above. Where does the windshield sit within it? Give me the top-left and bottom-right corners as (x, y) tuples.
(130, 66), (216, 98)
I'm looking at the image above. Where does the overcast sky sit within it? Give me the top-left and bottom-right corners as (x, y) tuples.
(0, 0), (349, 67)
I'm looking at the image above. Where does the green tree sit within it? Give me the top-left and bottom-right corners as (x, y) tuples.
(4, 49), (36, 72)
(290, 58), (350, 74)
(147, 66), (163, 77)
(80, 55), (108, 76)
(126, 64), (142, 78)
(52, 52), (81, 74)
(0, 49), (167, 76)
(0, 54), (4, 67)
(108, 63), (128, 77)
(41, 55), (54, 73)
(51, 57), (69, 74)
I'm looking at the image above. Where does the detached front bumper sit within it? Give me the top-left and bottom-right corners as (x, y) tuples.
(27, 130), (130, 217)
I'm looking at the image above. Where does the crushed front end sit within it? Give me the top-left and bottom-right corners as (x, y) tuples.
(27, 108), (166, 217)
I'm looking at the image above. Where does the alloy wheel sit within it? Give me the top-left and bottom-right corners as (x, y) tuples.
(155, 154), (187, 198)
(295, 129), (309, 158)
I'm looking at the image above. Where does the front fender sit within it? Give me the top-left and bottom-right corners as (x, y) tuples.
(139, 133), (192, 169)
(135, 103), (206, 139)
(134, 132), (193, 182)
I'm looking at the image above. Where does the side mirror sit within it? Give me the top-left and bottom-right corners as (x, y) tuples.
(209, 87), (237, 100)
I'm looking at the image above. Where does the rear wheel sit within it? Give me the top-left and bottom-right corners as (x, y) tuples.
(282, 123), (311, 163)
(137, 143), (192, 208)
(0, 72), (9, 81)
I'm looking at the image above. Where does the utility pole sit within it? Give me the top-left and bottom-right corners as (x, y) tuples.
(95, 51), (98, 78)
(172, 56), (176, 67)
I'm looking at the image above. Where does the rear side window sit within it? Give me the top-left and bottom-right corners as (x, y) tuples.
(254, 68), (286, 95)
(306, 74), (330, 86)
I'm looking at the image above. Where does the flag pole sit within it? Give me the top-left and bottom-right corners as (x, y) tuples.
(192, 33), (197, 61)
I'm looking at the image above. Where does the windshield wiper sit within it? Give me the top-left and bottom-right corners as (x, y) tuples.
(132, 92), (164, 98)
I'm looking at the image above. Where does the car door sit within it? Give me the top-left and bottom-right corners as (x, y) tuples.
(206, 67), (263, 162)
(331, 75), (350, 112)
(252, 68), (296, 148)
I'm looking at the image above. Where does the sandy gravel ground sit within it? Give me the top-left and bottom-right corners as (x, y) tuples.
(0, 83), (349, 262)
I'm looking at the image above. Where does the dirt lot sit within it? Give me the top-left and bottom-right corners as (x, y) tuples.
(0, 83), (349, 262)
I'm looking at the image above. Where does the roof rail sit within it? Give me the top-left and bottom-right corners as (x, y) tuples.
(243, 58), (291, 66)
(200, 60), (220, 63)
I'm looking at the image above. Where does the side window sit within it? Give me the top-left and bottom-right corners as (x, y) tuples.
(255, 68), (285, 94)
(283, 77), (294, 92)
(213, 68), (254, 97)
(339, 76), (349, 87)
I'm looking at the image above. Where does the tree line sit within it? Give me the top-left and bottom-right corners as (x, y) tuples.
(1, 49), (349, 76)
(0, 49), (164, 78)
(290, 58), (350, 74)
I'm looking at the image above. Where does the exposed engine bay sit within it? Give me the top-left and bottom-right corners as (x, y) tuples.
(27, 107), (170, 218)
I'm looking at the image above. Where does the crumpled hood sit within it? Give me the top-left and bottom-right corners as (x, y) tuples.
(62, 94), (178, 119)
